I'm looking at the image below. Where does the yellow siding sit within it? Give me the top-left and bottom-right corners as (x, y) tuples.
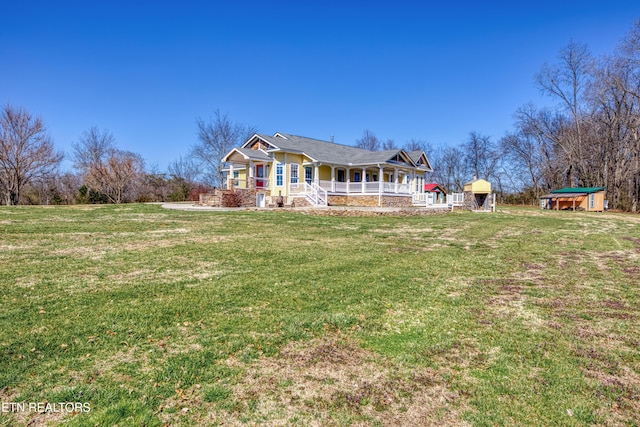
(464, 179), (491, 193)
(318, 165), (332, 181)
(231, 169), (248, 189)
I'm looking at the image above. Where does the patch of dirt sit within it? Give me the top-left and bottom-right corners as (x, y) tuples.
(212, 335), (470, 426)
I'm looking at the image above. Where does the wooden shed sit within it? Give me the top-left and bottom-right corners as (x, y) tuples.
(540, 187), (606, 212)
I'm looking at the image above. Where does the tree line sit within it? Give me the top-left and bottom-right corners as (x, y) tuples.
(2, 19), (639, 209)
(356, 19), (640, 211)
(0, 108), (250, 206)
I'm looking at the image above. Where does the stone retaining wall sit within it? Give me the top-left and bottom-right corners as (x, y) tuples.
(327, 194), (412, 207)
(200, 189), (262, 207)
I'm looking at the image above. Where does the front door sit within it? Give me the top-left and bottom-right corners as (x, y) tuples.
(304, 166), (313, 185)
(256, 164), (264, 188)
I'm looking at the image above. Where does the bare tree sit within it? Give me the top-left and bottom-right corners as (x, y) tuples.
(463, 131), (499, 181)
(73, 127), (145, 203)
(355, 129), (381, 151)
(382, 138), (397, 150)
(404, 138), (431, 154)
(83, 150), (144, 204)
(0, 105), (63, 205)
(535, 41), (594, 186)
(431, 146), (466, 192)
(191, 110), (257, 187)
(72, 126), (115, 172)
(166, 156), (201, 201)
(500, 131), (544, 199)
(168, 155), (200, 184)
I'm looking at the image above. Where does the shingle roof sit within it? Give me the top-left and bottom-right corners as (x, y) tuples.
(252, 133), (425, 168)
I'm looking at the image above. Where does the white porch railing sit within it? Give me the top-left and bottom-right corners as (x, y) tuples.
(447, 193), (464, 206)
(412, 192), (464, 207)
(304, 182), (328, 206)
(317, 179), (412, 195)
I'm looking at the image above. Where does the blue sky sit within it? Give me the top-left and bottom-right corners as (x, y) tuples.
(2, 1), (640, 171)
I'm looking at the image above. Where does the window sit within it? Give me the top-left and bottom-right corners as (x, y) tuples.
(337, 169), (345, 182)
(276, 164), (283, 186)
(290, 164), (299, 184)
(589, 193), (595, 210)
(305, 166), (313, 184)
(233, 171), (239, 187)
(354, 171), (361, 182)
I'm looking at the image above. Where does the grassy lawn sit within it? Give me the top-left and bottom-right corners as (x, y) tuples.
(0, 204), (639, 426)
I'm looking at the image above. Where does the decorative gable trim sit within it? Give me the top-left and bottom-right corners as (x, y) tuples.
(241, 134), (279, 151)
(387, 150), (415, 166)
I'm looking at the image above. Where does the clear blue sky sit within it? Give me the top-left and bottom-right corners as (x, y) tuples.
(2, 1), (639, 171)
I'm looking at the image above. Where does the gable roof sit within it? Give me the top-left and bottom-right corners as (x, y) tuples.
(240, 133), (432, 170)
(424, 183), (446, 193)
(407, 150), (433, 170)
(223, 147), (272, 163)
(551, 187), (605, 194)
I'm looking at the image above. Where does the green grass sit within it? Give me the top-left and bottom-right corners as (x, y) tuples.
(1, 204), (639, 426)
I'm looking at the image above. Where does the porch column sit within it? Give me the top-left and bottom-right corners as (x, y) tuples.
(314, 164), (320, 186)
(248, 160), (254, 189)
(394, 168), (398, 193)
(228, 163), (234, 190)
(361, 167), (366, 193)
(331, 166), (335, 192)
(346, 168), (351, 194)
(410, 171), (415, 194)
(378, 165), (384, 207)
(283, 153), (288, 196)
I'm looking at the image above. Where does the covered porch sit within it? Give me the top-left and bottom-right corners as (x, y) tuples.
(295, 163), (422, 196)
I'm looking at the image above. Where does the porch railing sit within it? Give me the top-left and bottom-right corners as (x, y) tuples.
(413, 192), (464, 207)
(228, 177), (270, 190)
(447, 193), (464, 206)
(317, 180), (412, 194)
(304, 182), (328, 206)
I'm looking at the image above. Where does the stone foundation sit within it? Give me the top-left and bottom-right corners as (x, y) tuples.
(199, 189), (263, 208)
(328, 194), (412, 207)
(462, 191), (491, 211)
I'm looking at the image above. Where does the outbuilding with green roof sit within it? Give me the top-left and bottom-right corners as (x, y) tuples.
(540, 187), (606, 211)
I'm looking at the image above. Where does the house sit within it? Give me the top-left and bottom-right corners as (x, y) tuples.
(423, 183), (447, 205)
(539, 187), (606, 211)
(220, 132), (433, 207)
(463, 178), (493, 211)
